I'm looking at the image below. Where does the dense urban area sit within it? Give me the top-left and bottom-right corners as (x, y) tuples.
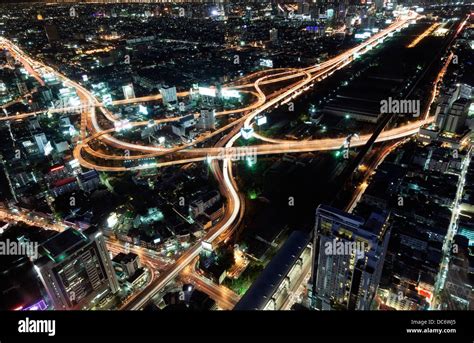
(0, 0), (473, 318)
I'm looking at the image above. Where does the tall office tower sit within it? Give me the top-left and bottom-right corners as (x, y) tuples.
(297, 1), (310, 15)
(436, 83), (472, 134)
(44, 23), (60, 43)
(122, 83), (136, 100)
(375, 0), (385, 11)
(33, 133), (48, 154)
(197, 108), (216, 130)
(317, 0), (342, 19)
(443, 98), (470, 134)
(316, 0), (328, 13)
(16, 80), (28, 95)
(443, 235), (474, 310)
(159, 86), (178, 106)
(309, 205), (391, 310)
(269, 28), (278, 43)
(34, 226), (119, 310)
(335, 0), (348, 20)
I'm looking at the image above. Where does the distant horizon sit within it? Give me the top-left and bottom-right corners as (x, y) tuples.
(0, 0), (239, 3)
(0, 0), (472, 336)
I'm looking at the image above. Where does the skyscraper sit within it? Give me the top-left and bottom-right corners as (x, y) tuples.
(436, 83), (472, 134)
(197, 108), (215, 130)
(44, 23), (60, 43)
(309, 205), (391, 310)
(443, 98), (470, 134)
(375, 0), (385, 11)
(297, 1), (310, 15)
(16, 80), (28, 95)
(33, 133), (48, 155)
(159, 86), (178, 105)
(122, 83), (135, 100)
(34, 226), (119, 310)
(269, 28), (278, 43)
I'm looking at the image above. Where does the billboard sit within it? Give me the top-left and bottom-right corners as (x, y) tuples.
(256, 115), (267, 126)
(222, 89), (240, 98)
(198, 87), (217, 97)
(259, 59), (273, 68)
(355, 32), (371, 39)
(202, 241), (213, 252)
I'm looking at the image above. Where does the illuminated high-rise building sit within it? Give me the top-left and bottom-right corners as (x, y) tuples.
(197, 108), (215, 130)
(33, 133), (48, 155)
(122, 83), (136, 100)
(16, 80), (28, 95)
(159, 86), (178, 105)
(436, 83), (472, 134)
(34, 227), (119, 310)
(269, 28), (278, 43)
(309, 205), (391, 310)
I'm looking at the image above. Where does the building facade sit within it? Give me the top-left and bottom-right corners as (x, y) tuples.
(309, 205), (391, 310)
(34, 226), (119, 310)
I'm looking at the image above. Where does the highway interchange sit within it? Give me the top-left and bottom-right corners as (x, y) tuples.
(1, 10), (443, 310)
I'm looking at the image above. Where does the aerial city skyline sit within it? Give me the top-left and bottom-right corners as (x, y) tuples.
(0, 1), (472, 336)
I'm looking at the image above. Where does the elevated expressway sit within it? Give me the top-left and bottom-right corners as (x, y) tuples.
(1, 11), (426, 309)
(1, 12), (421, 173)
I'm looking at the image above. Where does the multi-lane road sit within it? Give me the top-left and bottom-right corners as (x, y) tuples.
(0, 10), (431, 309)
(180, 264), (240, 310)
(1, 11), (421, 173)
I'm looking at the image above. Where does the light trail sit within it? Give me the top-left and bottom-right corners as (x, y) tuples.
(180, 264), (240, 310)
(407, 22), (440, 48)
(0, 11), (424, 309)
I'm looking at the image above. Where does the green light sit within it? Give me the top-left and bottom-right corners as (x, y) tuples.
(246, 157), (255, 168)
(345, 114), (350, 119)
(249, 190), (257, 200)
(55, 253), (67, 263)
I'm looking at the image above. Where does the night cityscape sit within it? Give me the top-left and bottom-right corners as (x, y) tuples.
(0, 0), (473, 338)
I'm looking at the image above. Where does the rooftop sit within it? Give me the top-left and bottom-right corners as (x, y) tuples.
(40, 228), (88, 262)
(233, 230), (310, 311)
